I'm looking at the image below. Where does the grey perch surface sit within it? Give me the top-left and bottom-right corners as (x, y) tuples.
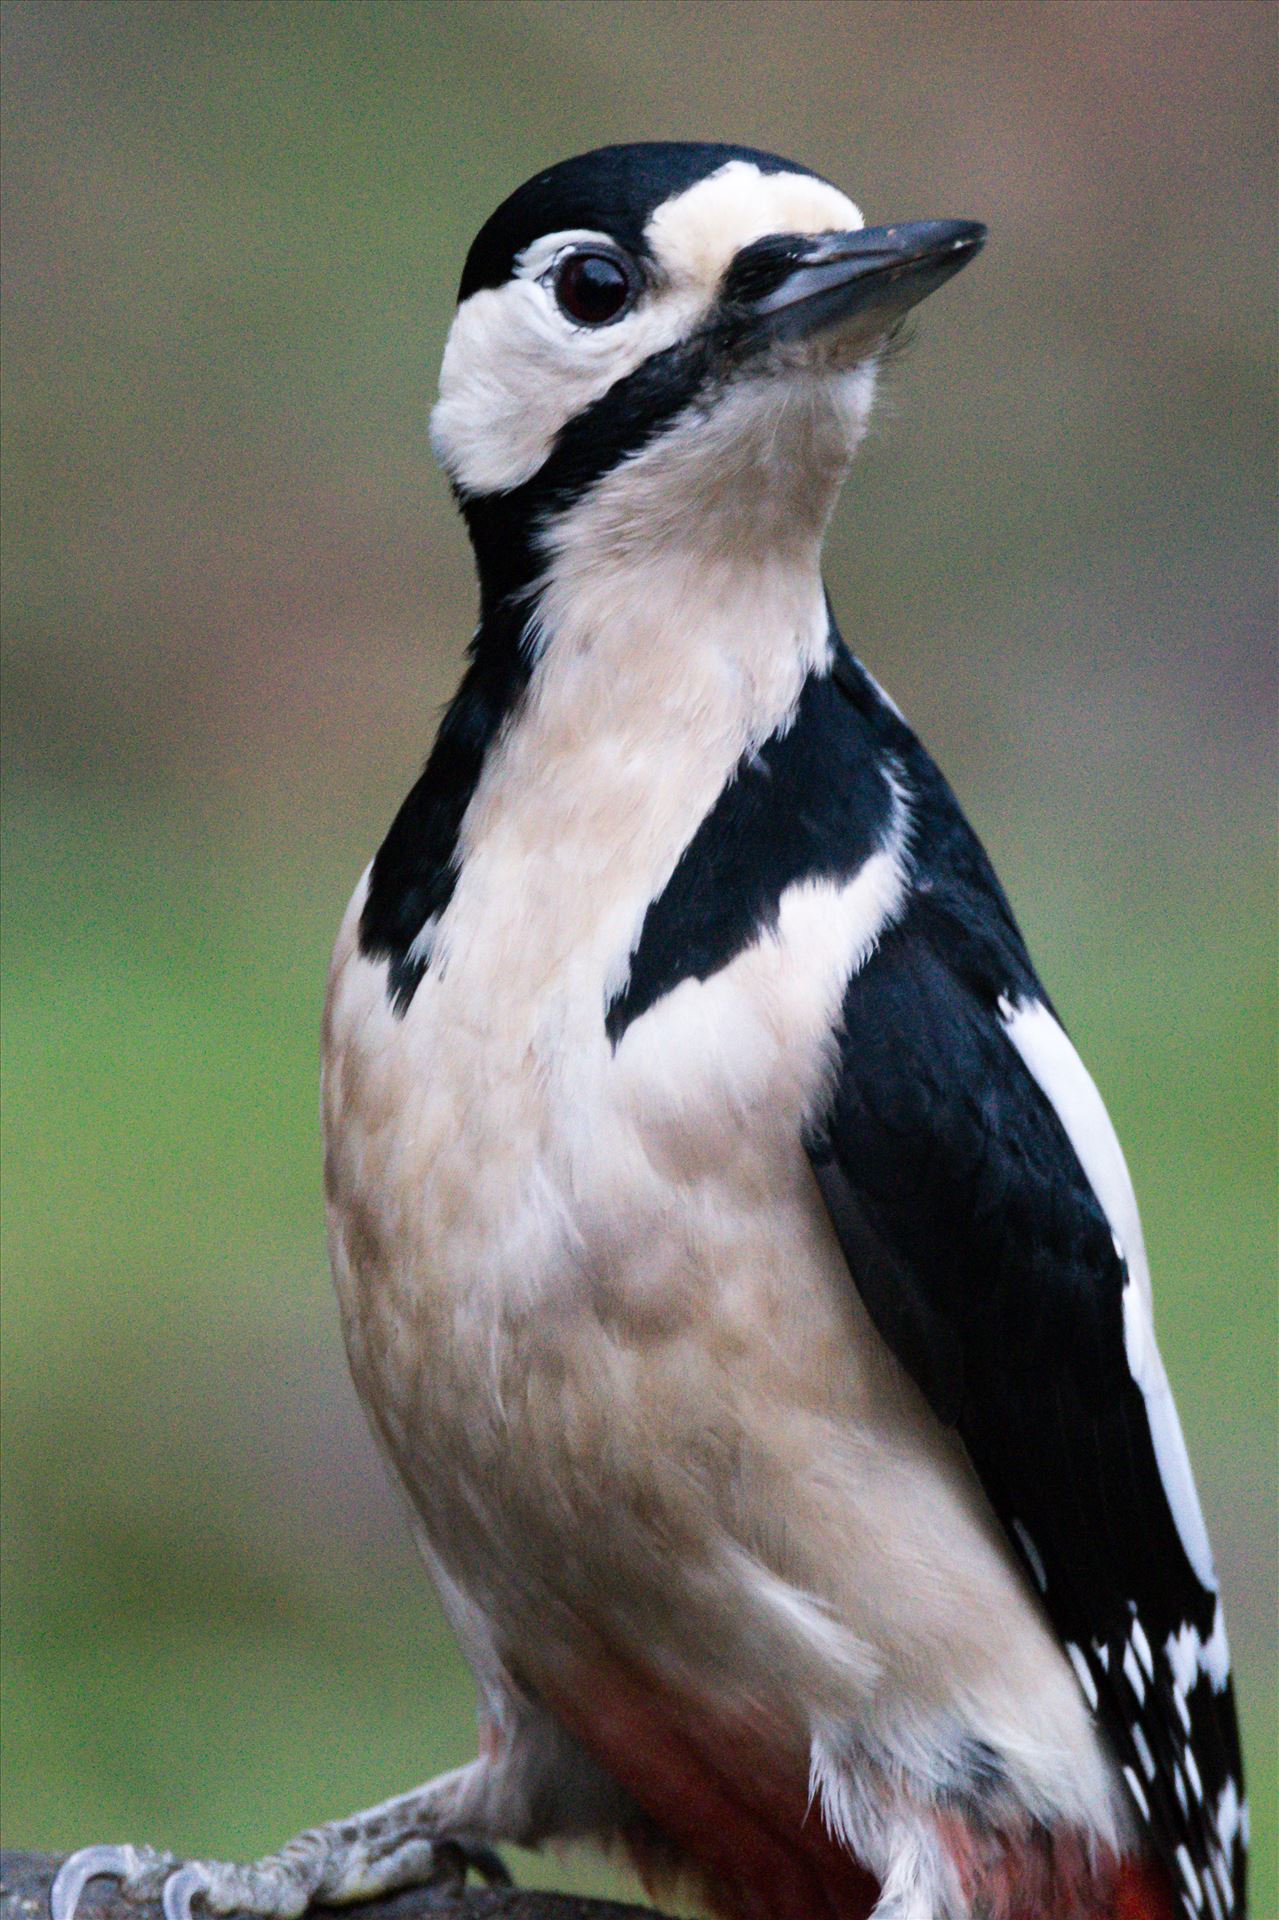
(0, 1857), (666, 1920)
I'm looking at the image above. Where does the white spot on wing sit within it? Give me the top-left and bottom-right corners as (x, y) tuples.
(1176, 1844), (1204, 1911)
(1122, 1638), (1147, 1702)
(1202, 1866), (1225, 1920)
(1124, 1764), (1150, 1821)
(1216, 1776), (1242, 1851)
(1130, 1613), (1154, 1679)
(1066, 1641), (1098, 1710)
(1167, 1621), (1200, 1697)
(1200, 1602), (1231, 1689)
(1131, 1720), (1156, 1780)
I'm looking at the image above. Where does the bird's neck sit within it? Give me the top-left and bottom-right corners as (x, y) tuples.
(358, 535), (834, 1006)
(457, 532), (836, 876)
(530, 524), (831, 734)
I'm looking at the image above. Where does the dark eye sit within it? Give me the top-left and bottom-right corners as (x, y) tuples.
(552, 250), (635, 327)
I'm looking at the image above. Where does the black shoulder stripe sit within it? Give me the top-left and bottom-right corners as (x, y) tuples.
(606, 662), (895, 1045)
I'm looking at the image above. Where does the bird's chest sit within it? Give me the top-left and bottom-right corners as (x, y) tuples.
(321, 796), (882, 1580)
(320, 605), (897, 1651)
(325, 825), (843, 1385)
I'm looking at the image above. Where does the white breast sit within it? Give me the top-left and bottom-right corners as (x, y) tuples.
(324, 556), (840, 1365)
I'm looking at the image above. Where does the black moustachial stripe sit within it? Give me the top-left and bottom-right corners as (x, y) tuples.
(366, 339), (798, 1004)
(464, 235), (871, 606)
(606, 649), (897, 1045)
(362, 322), (759, 1013)
(460, 329), (721, 609)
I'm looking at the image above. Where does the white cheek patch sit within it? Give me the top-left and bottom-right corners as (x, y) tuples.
(430, 229), (705, 497)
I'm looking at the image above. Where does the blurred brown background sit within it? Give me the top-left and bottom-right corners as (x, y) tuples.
(2, 1), (1275, 1907)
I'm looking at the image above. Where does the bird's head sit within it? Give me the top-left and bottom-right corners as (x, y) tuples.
(431, 144), (984, 609)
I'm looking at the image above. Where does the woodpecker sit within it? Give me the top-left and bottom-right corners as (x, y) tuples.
(54, 143), (1246, 1920)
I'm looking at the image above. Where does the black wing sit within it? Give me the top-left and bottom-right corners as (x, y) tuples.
(806, 652), (1247, 1917)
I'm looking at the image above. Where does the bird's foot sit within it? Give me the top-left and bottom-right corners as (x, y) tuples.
(49, 1818), (510, 1920)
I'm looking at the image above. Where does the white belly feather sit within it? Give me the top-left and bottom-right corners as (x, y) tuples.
(324, 866), (1117, 1843)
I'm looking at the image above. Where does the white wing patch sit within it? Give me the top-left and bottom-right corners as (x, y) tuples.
(998, 997), (1218, 1594)
(997, 994), (1149, 1304)
(1119, 1276), (1218, 1594)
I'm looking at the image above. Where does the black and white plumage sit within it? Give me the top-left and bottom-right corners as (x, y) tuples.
(53, 142), (1246, 1920)
(806, 649), (1247, 1919)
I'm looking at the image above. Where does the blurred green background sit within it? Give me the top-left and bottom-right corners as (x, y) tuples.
(2, 1), (1274, 1909)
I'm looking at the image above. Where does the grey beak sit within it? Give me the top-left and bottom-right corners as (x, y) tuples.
(723, 219), (986, 348)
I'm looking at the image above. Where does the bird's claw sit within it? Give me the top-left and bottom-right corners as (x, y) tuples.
(51, 1846), (313, 1920)
(51, 1847), (180, 1920)
(160, 1865), (213, 1920)
(50, 1832), (510, 1920)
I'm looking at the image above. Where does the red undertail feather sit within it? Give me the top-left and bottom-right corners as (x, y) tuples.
(1112, 1860), (1180, 1920)
(541, 1651), (1177, 1920)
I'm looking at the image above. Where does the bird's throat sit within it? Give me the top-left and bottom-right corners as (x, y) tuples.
(360, 543), (832, 1015)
